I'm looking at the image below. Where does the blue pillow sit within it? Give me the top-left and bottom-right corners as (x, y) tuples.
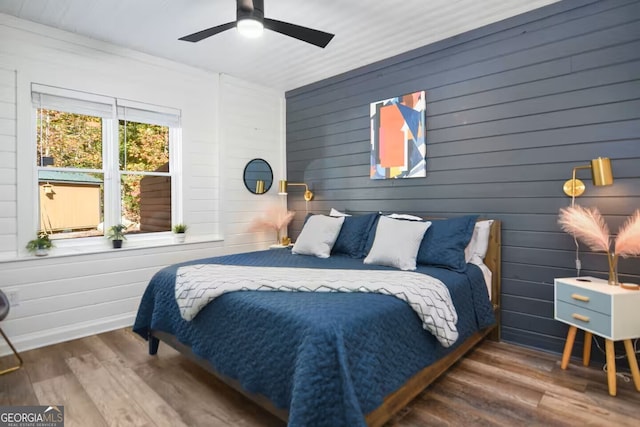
(362, 214), (381, 255)
(416, 215), (478, 272)
(332, 213), (379, 258)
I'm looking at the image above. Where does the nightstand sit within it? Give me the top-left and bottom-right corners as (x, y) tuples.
(554, 277), (640, 396)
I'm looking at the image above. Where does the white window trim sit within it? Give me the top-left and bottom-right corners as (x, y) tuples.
(22, 83), (184, 257)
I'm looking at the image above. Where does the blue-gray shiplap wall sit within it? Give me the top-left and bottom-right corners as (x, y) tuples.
(285, 0), (640, 357)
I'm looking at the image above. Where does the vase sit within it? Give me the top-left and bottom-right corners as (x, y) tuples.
(174, 233), (186, 244)
(607, 252), (619, 286)
(35, 248), (49, 257)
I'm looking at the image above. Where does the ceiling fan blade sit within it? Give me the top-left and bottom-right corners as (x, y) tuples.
(179, 21), (236, 42)
(263, 18), (334, 48)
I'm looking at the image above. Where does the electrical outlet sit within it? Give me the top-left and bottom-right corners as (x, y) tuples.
(6, 291), (20, 307)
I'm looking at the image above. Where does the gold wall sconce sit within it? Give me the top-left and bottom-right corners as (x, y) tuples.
(255, 180), (265, 194)
(563, 157), (613, 197)
(278, 180), (313, 201)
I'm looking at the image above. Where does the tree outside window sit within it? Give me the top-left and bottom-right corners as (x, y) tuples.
(36, 109), (174, 238)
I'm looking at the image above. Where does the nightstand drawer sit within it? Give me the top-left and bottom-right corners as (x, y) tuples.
(556, 301), (611, 337)
(556, 282), (611, 315)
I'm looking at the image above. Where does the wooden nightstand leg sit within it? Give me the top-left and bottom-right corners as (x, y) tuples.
(583, 331), (592, 366)
(561, 326), (577, 370)
(623, 339), (640, 392)
(605, 339), (616, 396)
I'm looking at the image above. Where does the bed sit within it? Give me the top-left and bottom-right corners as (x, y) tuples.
(133, 215), (501, 427)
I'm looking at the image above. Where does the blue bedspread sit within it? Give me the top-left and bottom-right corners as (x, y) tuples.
(133, 249), (495, 427)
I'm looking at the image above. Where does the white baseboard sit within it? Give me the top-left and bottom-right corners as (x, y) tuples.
(0, 312), (137, 356)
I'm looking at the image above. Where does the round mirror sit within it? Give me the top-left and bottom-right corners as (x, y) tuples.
(243, 158), (273, 195)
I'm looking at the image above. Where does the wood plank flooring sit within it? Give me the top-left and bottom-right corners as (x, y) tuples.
(1, 328), (638, 426)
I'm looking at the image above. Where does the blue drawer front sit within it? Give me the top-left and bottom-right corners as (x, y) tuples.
(556, 282), (611, 315)
(556, 301), (611, 337)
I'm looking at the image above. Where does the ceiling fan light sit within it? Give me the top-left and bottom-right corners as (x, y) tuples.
(237, 18), (264, 38)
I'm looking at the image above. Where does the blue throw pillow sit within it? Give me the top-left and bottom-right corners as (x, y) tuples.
(362, 214), (382, 256)
(332, 213), (379, 258)
(416, 215), (478, 272)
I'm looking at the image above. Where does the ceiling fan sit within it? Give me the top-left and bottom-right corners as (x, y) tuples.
(179, 0), (335, 48)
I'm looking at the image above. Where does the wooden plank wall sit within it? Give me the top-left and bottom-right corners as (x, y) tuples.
(285, 0), (640, 357)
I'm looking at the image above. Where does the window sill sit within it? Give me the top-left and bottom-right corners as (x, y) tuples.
(0, 234), (223, 264)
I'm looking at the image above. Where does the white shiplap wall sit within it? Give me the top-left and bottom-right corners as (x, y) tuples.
(0, 14), (285, 355)
(220, 74), (287, 249)
(0, 67), (16, 260)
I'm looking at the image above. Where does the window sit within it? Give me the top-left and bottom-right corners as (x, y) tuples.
(119, 118), (171, 233)
(32, 84), (181, 242)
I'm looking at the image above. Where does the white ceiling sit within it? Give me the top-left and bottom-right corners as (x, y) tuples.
(0, 0), (560, 92)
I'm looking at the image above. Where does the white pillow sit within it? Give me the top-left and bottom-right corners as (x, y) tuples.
(292, 215), (345, 258)
(475, 261), (493, 299)
(364, 216), (431, 270)
(386, 213), (423, 221)
(329, 208), (351, 217)
(464, 220), (494, 263)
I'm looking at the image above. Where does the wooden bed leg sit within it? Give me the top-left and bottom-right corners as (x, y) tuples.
(149, 335), (160, 355)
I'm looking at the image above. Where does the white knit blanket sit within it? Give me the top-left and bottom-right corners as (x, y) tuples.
(175, 264), (459, 347)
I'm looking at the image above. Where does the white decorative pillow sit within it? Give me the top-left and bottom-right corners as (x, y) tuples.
(386, 213), (423, 221)
(329, 208), (351, 217)
(292, 215), (345, 258)
(476, 262), (493, 299)
(464, 220), (494, 263)
(364, 216), (431, 270)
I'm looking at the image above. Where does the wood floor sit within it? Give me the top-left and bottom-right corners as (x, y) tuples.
(1, 328), (638, 426)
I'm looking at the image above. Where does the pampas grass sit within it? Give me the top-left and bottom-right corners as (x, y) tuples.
(558, 206), (640, 257)
(615, 209), (640, 258)
(248, 204), (295, 239)
(558, 205), (610, 252)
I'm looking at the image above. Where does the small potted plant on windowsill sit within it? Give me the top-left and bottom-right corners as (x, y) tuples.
(107, 224), (127, 249)
(172, 224), (188, 244)
(26, 232), (54, 256)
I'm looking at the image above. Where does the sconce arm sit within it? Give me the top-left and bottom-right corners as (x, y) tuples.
(282, 182), (314, 201)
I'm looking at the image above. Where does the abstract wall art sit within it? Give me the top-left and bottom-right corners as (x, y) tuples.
(370, 90), (426, 179)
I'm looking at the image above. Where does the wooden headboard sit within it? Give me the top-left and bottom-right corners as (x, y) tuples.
(484, 219), (501, 341)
